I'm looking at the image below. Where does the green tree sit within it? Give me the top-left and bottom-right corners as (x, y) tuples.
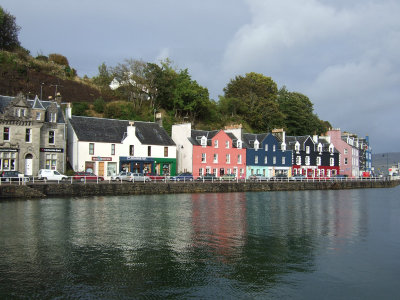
(93, 97), (105, 113)
(0, 6), (20, 51)
(72, 102), (89, 116)
(277, 86), (330, 135)
(223, 72), (284, 131)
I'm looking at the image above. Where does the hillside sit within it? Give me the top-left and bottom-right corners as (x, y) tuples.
(0, 50), (110, 102)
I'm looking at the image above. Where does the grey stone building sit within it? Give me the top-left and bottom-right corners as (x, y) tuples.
(0, 92), (67, 176)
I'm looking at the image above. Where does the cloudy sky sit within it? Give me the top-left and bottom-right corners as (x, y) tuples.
(3, 0), (400, 154)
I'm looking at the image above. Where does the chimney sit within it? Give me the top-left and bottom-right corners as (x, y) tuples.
(155, 112), (162, 127)
(66, 103), (72, 119)
(55, 92), (62, 104)
(313, 135), (318, 143)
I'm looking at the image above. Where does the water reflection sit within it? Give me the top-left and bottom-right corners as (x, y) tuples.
(0, 190), (372, 298)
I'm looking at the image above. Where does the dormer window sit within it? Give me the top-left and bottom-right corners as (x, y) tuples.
(318, 143), (323, 153)
(306, 146), (310, 154)
(201, 136), (207, 147)
(237, 140), (242, 149)
(49, 112), (57, 123)
(295, 142), (300, 153)
(254, 140), (259, 151)
(281, 143), (286, 151)
(214, 140), (218, 148)
(36, 112), (41, 120)
(329, 144), (334, 154)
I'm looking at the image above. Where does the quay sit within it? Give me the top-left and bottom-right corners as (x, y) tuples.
(1, 179), (399, 200)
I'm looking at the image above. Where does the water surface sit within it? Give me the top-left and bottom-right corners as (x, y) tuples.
(1, 187), (399, 299)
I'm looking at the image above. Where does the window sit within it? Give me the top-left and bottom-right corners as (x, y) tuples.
(296, 156), (301, 165)
(129, 145), (134, 156)
(305, 156), (310, 165)
(45, 154), (57, 170)
(281, 143), (286, 151)
(226, 154), (230, 163)
(317, 157), (321, 166)
(25, 128), (31, 142)
(111, 144), (115, 155)
(164, 147), (168, 157)
(213, 168), (217, 176)
(199, 168), (203, 176)
(237, 140), (242, 149)
(255, 155), (258, 164)
(273, 156), (276, 164)
(36, 112), (41, 120)
(295, 143), (300, 152)
(49, 130), (55, 144)
(148, 146), (151, 156)
(237, 154), (242, 164)
(306, 146), (310, 154)
(89, 143), (94, 155)
(282, 157), (286, 164)
(264, 156), (268, 164)
(330, 158), (335, 166)
(344, 158), (348, 165)
(213, 154), (218, 163)
(226, 141), (230, 148)
(265, 144), (268, 151)
(254, 140), (259, 151)
(0, 152), (16, 171)
(3, 127), (10, 141)
(49, 112), (57, 122)
(273, 145), (276, 152)
(202, 153), (206, 163)
(344, 148), (348, 154)
(214, 140), (218, 148)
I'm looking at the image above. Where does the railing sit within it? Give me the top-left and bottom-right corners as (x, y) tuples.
(0, 175), (393, 185)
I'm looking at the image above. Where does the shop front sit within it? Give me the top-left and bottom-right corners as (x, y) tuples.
(119, 157), (154, 174)
(153, 158), (176, 176)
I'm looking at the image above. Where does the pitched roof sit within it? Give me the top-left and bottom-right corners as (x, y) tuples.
(242, 133), (268, 149)
(189, 129), (219, 146)
(0, 94), (65, 123)
(69, 116), (175, 146)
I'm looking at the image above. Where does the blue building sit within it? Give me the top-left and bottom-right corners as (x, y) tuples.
(242, 129), (293, 178)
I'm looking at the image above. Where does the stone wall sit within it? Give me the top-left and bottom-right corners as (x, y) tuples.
(1, 180), (399, 200)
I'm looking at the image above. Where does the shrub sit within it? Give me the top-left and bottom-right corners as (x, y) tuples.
(72, 102), (89, 116)
(48, 53), (69, 67)
(93, 98), (105, 113)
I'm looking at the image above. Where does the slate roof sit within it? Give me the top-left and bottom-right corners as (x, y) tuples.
(69, 115), (175, 146)
(242, 133), (268, 149)
(286, 135), (311, 150)
(0, 94), (65, 123)
(189, 129), (219, 146)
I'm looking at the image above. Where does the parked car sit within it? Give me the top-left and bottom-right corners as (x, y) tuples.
(290, 174), (306, 181)
(249, 174), (269, 181)
(73, 172), (104, 182)
(272, 174), (288, 181)
(38, 169), (68, 181)
(0, 171), (30, 182)
(111, 171), (133, 181)
(131, 173), (151, 182)
(170, 172), (194, 181)
(196, 173), (217, 181)
(145, 173), (165, 181)
(220, 174), (236, 181)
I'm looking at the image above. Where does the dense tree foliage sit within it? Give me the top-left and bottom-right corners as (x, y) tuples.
(0, 6), (20, 51)
(223, 72), (285, 131)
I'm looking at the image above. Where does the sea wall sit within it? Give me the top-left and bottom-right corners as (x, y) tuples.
(1, 180), (399, 200)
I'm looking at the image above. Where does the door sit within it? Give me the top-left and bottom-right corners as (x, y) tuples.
(25, 154), (33, 176)
(98, 162), (104, 176)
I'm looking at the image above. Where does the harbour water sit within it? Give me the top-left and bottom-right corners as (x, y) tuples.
(1, 187), (399, 299)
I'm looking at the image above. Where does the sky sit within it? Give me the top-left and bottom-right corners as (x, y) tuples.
(2, 0), (400, 154)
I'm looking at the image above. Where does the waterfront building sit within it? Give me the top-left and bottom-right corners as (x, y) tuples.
(171, 123), (246, 178)
(0, 93), (67, 176)
(67, 106), (176, 178)
(241, 129), (293, 178)
(327, 129), (360, 177)
(286, 134), (339, 178)
(357, 136), (372, 176)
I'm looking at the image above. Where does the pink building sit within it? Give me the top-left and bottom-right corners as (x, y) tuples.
(172, 123), (246, 179)
(326, 129), (360, 177)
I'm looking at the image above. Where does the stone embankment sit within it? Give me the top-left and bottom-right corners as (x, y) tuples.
(1, 180), (399, 200)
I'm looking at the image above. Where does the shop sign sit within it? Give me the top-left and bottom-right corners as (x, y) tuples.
(0, 148), (18, 152)
(121, 156), (153, 161)
(92, 157), (112, 161)
(40, 148), (64, 153)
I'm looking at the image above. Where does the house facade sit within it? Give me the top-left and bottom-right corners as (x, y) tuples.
(67, 108), (176, 178)
(286, 135), (339, 178)
(171, 123), (246, 178)
(242, 131), (293, 178)
(0, 93), (67, 176)
(326, 129), (360, 177)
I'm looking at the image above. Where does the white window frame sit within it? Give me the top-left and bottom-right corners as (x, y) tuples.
(201, 153), (206, 163)
(237, 154), (242, 164)
(213, 153), (218, 163)
(226, 154), (230, 164)
(255, 155), (258, 164)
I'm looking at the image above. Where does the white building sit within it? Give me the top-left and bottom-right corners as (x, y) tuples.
(66, 106), (176, 178)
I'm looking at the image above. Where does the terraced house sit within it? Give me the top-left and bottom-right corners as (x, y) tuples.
(172, 123), (246, 179)
(67, 106), (176, 179)
(0, 93), (67, 176)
